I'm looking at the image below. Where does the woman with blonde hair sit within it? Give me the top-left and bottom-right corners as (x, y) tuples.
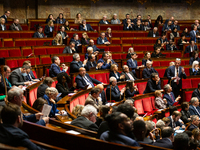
(81, 32), (90, 45)
(74, 13), (83, 24)
(52, 33), (63, 45)
(155, 90), (167, 109)
(44, 20), (54, 37)
(109, 64), (125, 82)
(105, 27), (112, 38)
(72, 105), (84, 117)
(190, 60), (200, 76)
(107, 52), (118, 66)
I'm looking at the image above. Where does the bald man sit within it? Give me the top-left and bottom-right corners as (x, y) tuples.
(96, 84), (107, 105)
(9, 19), (22, 31)
(87, 39), (100, 52)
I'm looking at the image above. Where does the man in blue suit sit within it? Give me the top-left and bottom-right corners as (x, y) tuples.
(97, 52), (111, 69)
(190, 24), (200, 42)
(122, 14), (132, 25)
(97, 32), (110, 45)
(163, 84), (181, 106)
(185, 40), (199, 56)
(189, 97), (200, 117)
(168, 111), (185, 130)
(170, 20), (180, 31)
(162, 20), (172, 32)
(167, 58), (187, 98)
(69, 33), (82, 52)
(49, 56), (68, 77)
(79, 20), (94, 31)
(99, 16), (109, 24)
(0, 10), (10, 23)
(142, 60), (158, 79)
(127, 52), (141, 75)
(157, 33), (169, 45)
(87, 39), (100, 52)
(187, 115), (199, 131)
(33, 26), (45, 38)
(75, 67), (102, 89)
(70, 53), (87, 73)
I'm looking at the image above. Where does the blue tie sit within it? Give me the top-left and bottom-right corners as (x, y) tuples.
(84, 76), (94, 87)
(5, 78), (12, 87)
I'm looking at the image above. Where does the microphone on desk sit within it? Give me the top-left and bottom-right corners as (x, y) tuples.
(26, 53), (33, 58)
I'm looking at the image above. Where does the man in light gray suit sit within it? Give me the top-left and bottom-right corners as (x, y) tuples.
(63, 41), (77, 54)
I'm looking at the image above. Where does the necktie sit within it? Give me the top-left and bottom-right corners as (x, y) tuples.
(114, 87), (118, 93)
(170, 93), (174, 102)
(39, 33), (42, 38)
(172, 121), (176, 128)
(132, 59), (136, 67)
(91, 62), (94, 67)
(176, 68), (179, 85)
(5, 78), (12, 87)
(127, 73), (134, 80)
(84, 76), (94, 87)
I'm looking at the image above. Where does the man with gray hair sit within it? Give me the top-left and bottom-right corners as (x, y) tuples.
(106, 77), (125, 102)
(63, 41), (77, 54)
(97, 32), (110, 44)
(189, 97), (200, 117)
(187, 115), (200, 131)
(164, 61), (175, 77)
(167, 58), (187, 98)
(79, 20), (94, 31)
(148, 27), (159, 37)
(70, 53), (87, 73)
(99, 16), (109, 24)
(121, 65), (137, 81)
(163, 84), (181, 106)
(142, 60), (158, 79)
(71, 104), (98, 131)
(8, 87), (48, 126)
(111, 14), (120, 24)
(9, 18), (22, 31)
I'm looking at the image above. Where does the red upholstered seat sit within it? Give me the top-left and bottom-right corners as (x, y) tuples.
(134, 100), (145, 115)
(184, 60), (189, 65)
(22, 48), (32, 56)
(170, 53), (181, 58)
(9, 33), (20, 38)
(18, 59), (28, 67)
(70, 98), (79, 112)
(122, 39), (134, 44)
(165, 111), (170, 117)
(184, 68), (190, 76)
(51, 81), (58, 88)
(80, 55), (85, 61)
(97, 46), (109, 51)
(134, 46), (147, 51)
(152, 61), (160, 67)
(118, 85), (125, 91)
(152, 118), (157, 124)
(28, 58), (40, 65)
(112, 32), (123, 37)
(0, 33), (9, 38)
(95, 73), (107, 83)
(78, 94), (86, 106)
(4, 41), (14, 47)
(191, 78), (200, 88)
(162, 79), (168, 88)
(0, 41), (2, 47)
(156, 69), (166, 78)
(111, 39), (121, 44)
(121, 54), (127, 59)
(46, 48), (59, 54)
(87, 32), (98, 37)
(184, 91), (193, 102)
(123, 33), (134, 37)
(9, 49), (21, 57)
(142, 97), (153, 113)
(137, 53), (144, 58)
(147, 46), (154, 51)
(59, 56), (64, 63)
(137, 62), (142, 66)
(34, 48), (47, 55)
(160, 61), (171, 67)
(32, 71), (37, 78)
(36, 41), (46, 46)
(151, 96), (156, 110)
(29, 88), (38, 106)
(143, 40), (154, 44)
(6, 60), (18, 68)
(63, 56), (73, 62)
(112, 54), (121, 59)
(0, 50), (9, 57)
(59, 48), (64, 53)
(20, 33), (33, 38)
(136, 82), (147, 94)
(41, 57), (52, 64)
(105, 73), (110, 84)
(183, 53), (189, 57)
(133, 39), (143, 44)
(133, 33), (146, 37)
(181, 61), (185, 66)
(109, 46), (121, 52)
(15, 41), (26, 47)
(182, 79), (192, 89)
(46, 69), (50, 77)
(26, 41), (36, 46)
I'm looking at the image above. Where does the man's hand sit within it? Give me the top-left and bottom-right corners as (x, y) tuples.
(83, 59), (88, 65)
(156, 77), (160, 84)
(175, 95), (181, 101)
(120, 74), (125, 79)
(163, 98), (167, 104)
(181, 67), (185, 73)
(24, 81), (31, 86)
(35, 113), (43, 120)
(107, 59), (111, 64)
(42, 117), (49, 124)
(174, 126), (180, 130)
(50, 98), (56, 104)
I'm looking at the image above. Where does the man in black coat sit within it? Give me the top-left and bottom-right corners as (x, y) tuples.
(33, 26), (45, 38)
(71, 105), (98, 132)
(79, 20), (94, 31)
(187, 115), (199, 131)
(69, 33), (82, 52)
(142, 60), (158, 79)
(37, 77), (54, 98)
(63, 41), (77, 54)
(148, 27), (159, 37)
(123, 19), (134, 31)
(192, 83), (200, 101)
(96, 84), (107, 105)
(70, 53), (87, 73)
(121, 65), (137, 81)
(0, 10), (10, 23)
(164, 61), (175, 77)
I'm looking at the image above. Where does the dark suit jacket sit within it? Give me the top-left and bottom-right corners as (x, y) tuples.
(57, 31), (67, 39)
(134, 25), (144, 31)
(126, 53), (131, 59)
(185, 45), (199, 54)
(85, 61), (97, 71)
(166, 44), (178, 50)
(0, 24), (6, 31)
(79, 24), (94, 31)
(142, 67), (158, 79)
(163, 92), (176, 106)
(189, 57), (200, 65)
(81, 38), (90, 45)
(70, 38), (81, 52)
(56, 82), (75, 98)
(142, 59), (152, 66)
(109, 71), (125, 82)
(25, 71), (36, 81)
(158, 37), (168, 44)
(44, 25), (54, 37)
(56, 18), (66, 24)
(152, 138), (173, 149)
(9, 23), (22, 31)
(189, 68), (200, 76)
(70, 61), (84, 73)
(192, 88), (200, 101)
(125, 89), (139, 98)
(127, 59), (138, 70)
(37, 84), (49, 98)
(188, 124), (198, 131)
(123, 24), (134, 30)
(147, 30), (159, 37)
(122, 19), (132, 25)
(168, 116), (183, 128)
(97, 37), (109, 44)
(87, 45), (100, 52)
(99, 20), (109, 24)
(143, 79), (161, 94)
(166, 65), (187, 89)
(0, 15), (7, 23)
(100, 90), (107, 105)
(170, 24), (180, 31)
(8, 68), (26, 86)
(190, 30), (199, 42)
(162, 24), (172, 32)
(46, 18), (55, 24)
(63, 46), (77, 54)
(189, 105), (200, 117)
(75, 73), (102, 89)
(33, 32), (44, 38)
(0, 75), (12, 95)
(49, 63), (65, 77)
(121, 71), (137, 81)
(106, 85), (121, 102)
(97, 58), (111, 69)
(164, 67), (170, 77)
(181, 110), (191, 124)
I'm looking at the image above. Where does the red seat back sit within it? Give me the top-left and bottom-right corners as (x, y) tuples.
(182, 79), (192, 89)
(29, 88), (38, 106)
(95, 73), (107, 83)
(134, 100), (144, 115)
(136, 82), (147, 94)
(41, 57), (51, 64)
(6, 60), (18, 68)
(191, 78), (200, 88)
(142, 97), (153, 112)
(184, 91), (193, 102)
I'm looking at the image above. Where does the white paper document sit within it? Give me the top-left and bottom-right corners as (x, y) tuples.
(40, 104), (52, 120)
(66, 130), (81, 135)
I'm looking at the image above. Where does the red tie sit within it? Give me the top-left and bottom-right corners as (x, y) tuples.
(176, 68), (179, 85)
(170, 93), (174, 102)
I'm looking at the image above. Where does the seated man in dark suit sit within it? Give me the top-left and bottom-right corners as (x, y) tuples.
(158, 33), (169, 45)
(148, 27), (159, 37)
(142, 60), (158, 79)
(187, 115), (199, 131)
(170, 20), (180, 31)
(71, 104), (98, 132)
(0, 103), (44, 150)
(185, 40), (199, 56)
(164, 61), (175, 77)
(100, 112), (139, 146)
(57, 25), (68, 41)
(168, 111), (185, 130)
(0, 65), (12, 95)
(79, 20), (94, 31)
(163, 84), (181, 106)
(153, 127), (174, 149)
(70, 53), (87, 73)
(189, 97), (200, 117)
(96, 84), (107, 105)
(9, 64), (32, 86)
(134, 20), (144, 31)
(9, 19), (22, 31)
(192, 83), (200, 101)
(166, 40), (178, 50)
(106, 77), (125, 102)
(97, 32), (110, 45)
(190, 24), (200, 43)
(127, 52), (143, 75)
(63, 41), (77, 54)
(162, 20), (172, 32)
(143, 20), (151, 31)
(122, 14), (132, 25)
(144, 73), (162, 94)
(37, 77), (53, 98)
(75, 67), (102, 89)
(123, 19), (134, 31)
(33, 26), (45, 38)
(97, 52), (111, 70)
(86, 54), (102, 71)
(164, 16), (175, 25)
(69, 33), (82, 52)
(87, 39), (100, 52)
(0, 10), (10, 23)
(121, 65), (137, 81)
(99, 16), (109, 24)
(49, 56), (68, 77)
(132, 15), (142, 25)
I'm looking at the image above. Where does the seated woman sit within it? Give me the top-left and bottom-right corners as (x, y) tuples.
(107, 52), (118, 66)
(56, 72), (76, 98)
(46, 14), (55, 23)
(142, 51), (152, 66)
(109, 64), (125, 82)
(81, 32), (90, 45)
(190, 61), (200, 76)
(72, 105), (84, 117)
(181, 27), (190, 37)
(151, 47), (162, 58)
(154, 15), (163, 27)
(125, 80), (139, 98)
(52, 33), (63, 45)
(155, 90), (167, 109)
(126, 47), (134, 59)
(170, 27), (179, 41)
(56, 13), (65, 24)
(180, 102), (191, 124)
(44, 20), (54, 37)
(74, 13), (83, 24)
(105, 28), (112, 38)
(177, 34), (189, 50)
(32, 97), (48, 112)
(154, 39), (164, 50)
(63, 20), (73, 31)
(189, 51), (200, 65)
(43, 87), (65, 117)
